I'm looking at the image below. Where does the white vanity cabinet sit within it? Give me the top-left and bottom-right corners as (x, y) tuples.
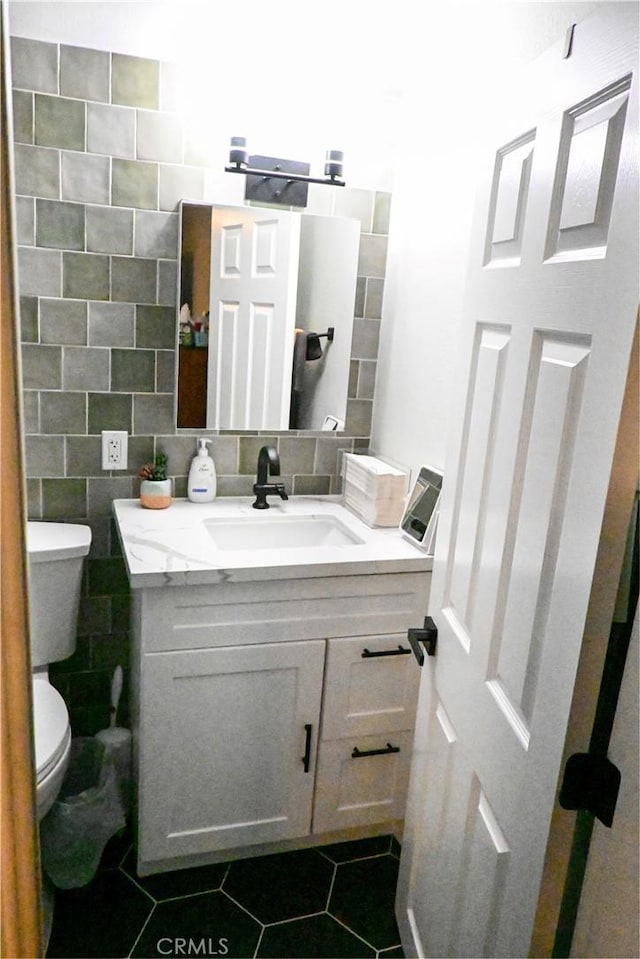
(137, 629), (421, 865)
(116, 496), (433, 876)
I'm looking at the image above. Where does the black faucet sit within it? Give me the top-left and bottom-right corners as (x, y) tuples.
(252, 446), (289, 510)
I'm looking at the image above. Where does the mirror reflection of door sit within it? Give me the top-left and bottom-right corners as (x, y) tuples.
(209, 205), (300, 430)
(176, 203), (360, 432)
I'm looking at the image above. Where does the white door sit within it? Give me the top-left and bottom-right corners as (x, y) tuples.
(207, 205), (300, 429)
(397, 7), (638, 958)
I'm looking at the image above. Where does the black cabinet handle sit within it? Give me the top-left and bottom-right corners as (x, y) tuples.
(301, 723), (313, 772)
(351, 743), (400, 759)
(361, 645), (412, 659)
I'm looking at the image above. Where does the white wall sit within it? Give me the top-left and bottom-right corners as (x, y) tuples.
(370, 1), (600, 482)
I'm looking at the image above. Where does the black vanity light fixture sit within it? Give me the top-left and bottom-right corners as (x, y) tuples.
(225, 137), (345, 207)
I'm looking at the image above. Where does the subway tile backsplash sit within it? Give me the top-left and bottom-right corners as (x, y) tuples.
(11, 36), (58, 93)
(111, 53), (160, 110)
(11, 35), (390, 734)
(34, 93), (85, 149)
(60, 45), (110, 102)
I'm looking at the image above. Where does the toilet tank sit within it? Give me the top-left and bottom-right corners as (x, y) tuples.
(26, 522), (92, 668)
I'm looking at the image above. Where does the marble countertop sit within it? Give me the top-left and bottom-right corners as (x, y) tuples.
(113, 496), (433, 588)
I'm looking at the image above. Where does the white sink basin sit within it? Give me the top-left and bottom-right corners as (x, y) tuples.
(204, 514), (365, 551)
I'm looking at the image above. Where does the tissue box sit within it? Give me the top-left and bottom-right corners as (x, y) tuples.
(342, 454), (409, 527)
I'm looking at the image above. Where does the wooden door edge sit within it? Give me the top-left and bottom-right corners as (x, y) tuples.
(0, 4), (43, 955)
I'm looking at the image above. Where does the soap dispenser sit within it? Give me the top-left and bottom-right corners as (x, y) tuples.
(187, 438), (217, 503)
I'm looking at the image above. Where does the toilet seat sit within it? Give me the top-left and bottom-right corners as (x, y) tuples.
(32, 680), (71, 784)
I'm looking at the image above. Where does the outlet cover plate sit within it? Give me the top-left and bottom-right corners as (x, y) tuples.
(101, 430), (128, 470)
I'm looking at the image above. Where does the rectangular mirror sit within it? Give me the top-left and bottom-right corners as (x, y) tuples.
(177, 202), (360, 432)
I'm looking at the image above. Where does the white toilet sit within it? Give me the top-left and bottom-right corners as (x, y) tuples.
(26, 521), (92, 819)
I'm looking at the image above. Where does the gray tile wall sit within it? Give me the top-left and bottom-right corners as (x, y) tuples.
(11, 36), (389, 734)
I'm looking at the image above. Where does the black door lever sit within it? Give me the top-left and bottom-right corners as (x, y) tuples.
(408, 616), (438, 666)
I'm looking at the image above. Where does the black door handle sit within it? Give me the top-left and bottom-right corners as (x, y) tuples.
(408, 616), (438, 665)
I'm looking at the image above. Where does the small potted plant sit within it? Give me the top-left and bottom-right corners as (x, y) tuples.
(138, 452), (171, 509)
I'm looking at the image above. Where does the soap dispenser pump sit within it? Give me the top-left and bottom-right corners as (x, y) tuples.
(187, 438), (217, 503)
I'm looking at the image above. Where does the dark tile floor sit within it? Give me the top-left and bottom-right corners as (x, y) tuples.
(46, 830), (405, 959)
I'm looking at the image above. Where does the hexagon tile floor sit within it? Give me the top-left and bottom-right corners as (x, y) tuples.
(46, 830), (405, 958)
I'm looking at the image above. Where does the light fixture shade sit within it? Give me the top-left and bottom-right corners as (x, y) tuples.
(324, 149), (344, 179)
(229, 136), (248, 166)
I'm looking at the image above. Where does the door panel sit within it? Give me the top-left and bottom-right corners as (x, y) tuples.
(208, 206), (300, 429)
(485, 131), (536, 264)
(488, 334), (591, 731)
(454, 785), (510, 958)
(406, 700), (465, 958)
(398, 7), (638, 957)
(445, 324), (511, 639)
(545, 76), (631, 260)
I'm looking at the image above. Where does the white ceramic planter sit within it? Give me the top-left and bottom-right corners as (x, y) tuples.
(140, 479), (172, 510)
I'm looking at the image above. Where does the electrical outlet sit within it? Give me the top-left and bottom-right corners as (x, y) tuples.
(101, 430), (128, 470)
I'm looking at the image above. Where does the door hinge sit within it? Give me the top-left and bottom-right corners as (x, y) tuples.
(408, 616), (438, 665)
(558, 753), (621, 827)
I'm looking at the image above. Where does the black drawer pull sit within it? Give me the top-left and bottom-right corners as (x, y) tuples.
(361, 645), (411, 658)
(301, 723), (313, 773)
(351, 743), (401, 759)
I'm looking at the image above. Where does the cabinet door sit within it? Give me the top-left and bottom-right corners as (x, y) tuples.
(138, 640), (325, 863)
(321, 634), (420, 740)
(313, 730), (414, 833)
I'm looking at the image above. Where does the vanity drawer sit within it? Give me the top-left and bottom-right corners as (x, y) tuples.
(313, 730), (414, 833)
(320, 633), (420, 740)
(136, 573), (428, 652)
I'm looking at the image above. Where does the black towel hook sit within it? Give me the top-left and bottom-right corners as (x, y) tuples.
(305, 327), (335, 361)
(316, 327), (334, 342)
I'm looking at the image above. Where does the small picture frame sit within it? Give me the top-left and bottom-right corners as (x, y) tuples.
(400, 465), (443, 553)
